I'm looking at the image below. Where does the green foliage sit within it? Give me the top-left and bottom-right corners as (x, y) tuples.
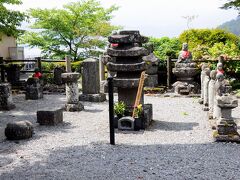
(149, 37), (181, 60)
(221, 0), (240, 12)
(0, 0), (27, 37)
(20, 0), (119, 60)
(133, 104), (143, 118)
(179, 29), (240, 59)
(114, 101), (126, 117)
(71, 61), (83, 73)
(208, 41), (240, 59)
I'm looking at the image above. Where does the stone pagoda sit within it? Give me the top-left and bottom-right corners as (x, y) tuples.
(107, 30), (153, 130)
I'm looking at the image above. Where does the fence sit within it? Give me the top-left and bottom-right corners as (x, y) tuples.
(0, 57), (65, 82)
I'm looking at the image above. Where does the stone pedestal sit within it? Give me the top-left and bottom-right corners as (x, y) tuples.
(79, 58), (106, 102)
(0, 83), (15, 110)
(215, 95), (240, 141)
(172, 63), (199, 95)
(25, 78), (43, 100)
(37, 108), (63, 125)
(61, 73), (84, 112)
(107, 30), (153, 130)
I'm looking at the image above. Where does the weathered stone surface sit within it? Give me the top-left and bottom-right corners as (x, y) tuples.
(107, 62), (146, 72)
(172, 81), (199, 95)
(113, 78), (139, 88)
(107, 47), (148, 57)
(0, 83), (15, 111)
(203, 69), (210, 106)
(108, 34), (148, 44)
(208, 70), (217, 118)
(145, 74), (158, 87)
(65, 102), (84, 112)
(82, 58), (100, 94)
(54, 67), (65, 85)
(61, 73), (80, 83)
(5, 121), (33, 140)
(79, 93), (106, 102)
(65, 82), (79, 104)
(118, 116), (135, 131)
(25, 78), (43, 100)
(37, 108), (63, 125)
(172, 67), (198, 80)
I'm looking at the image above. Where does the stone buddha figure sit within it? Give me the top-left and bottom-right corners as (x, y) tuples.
(177, 43), (192, 63)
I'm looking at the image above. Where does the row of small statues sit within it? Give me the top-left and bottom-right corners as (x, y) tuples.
(199, 60), (239, 141)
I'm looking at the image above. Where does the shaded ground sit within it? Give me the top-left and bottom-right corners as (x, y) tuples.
(0, 94), (240, 179)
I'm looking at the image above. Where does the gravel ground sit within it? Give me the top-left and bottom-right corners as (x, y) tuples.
(0, 94), (240, 180)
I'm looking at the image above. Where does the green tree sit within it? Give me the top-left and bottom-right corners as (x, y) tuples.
(20, 0), (119, 60)
(221, 0), (240, 12)
(0, 0), (27, 37)
(179, 28), (240, 59)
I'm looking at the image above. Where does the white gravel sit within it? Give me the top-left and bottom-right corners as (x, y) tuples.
(0, 94), (240, 180)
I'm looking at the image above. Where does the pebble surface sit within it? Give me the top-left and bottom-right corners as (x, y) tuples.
(0, 94), (240, 180)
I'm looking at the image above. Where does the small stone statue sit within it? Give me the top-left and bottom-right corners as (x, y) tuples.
(216, 62), (224, 75)
(203, 68), (210, 111)
(199, 63), (208, 104)
(208, 70), (217, 119)
(213, 73), (225, 119)
(177, 43), (192, 63)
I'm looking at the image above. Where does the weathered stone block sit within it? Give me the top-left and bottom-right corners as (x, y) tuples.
(65, 102), (84, 112)
(25, 78), (43, 100)
(107, 47), (148, 57)
(145, 74), (158, 87)
(37, 108), (63, 125)
(118, 116), (134, 131)
(5, 121), (33, 140)
(0, 83), (15, 111)
(79, 93), (106, 102)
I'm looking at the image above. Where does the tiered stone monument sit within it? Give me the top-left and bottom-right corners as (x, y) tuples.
(172, 43), (199, 95)
(214, 74), (240, 141)
(25, 78), (43, 100)
(142, 44), (159, 87)
(106, 30), (153, 130)
(79, 58), (106, 102)
(61, 57), (84, 112)
(0, 83), (15, 110)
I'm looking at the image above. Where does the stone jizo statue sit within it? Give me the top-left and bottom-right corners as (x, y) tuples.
(177, 43), (192, 63)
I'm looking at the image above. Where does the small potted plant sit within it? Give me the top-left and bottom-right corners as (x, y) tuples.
(114, 101), (126, 128)
(114, 101), (126, 118)
(133, 104), (143, 130)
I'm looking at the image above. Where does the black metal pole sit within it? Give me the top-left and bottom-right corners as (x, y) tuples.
(108, 77), (115, 145)
(0, 57), (5, 82)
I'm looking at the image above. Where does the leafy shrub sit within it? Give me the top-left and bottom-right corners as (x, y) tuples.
(149, 37), (181, 60)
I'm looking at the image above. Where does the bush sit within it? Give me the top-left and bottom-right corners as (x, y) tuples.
(149, 37), (181, 60)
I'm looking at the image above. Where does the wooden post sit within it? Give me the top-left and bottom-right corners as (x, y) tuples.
(0, 57), (5, 82)
(99, 55), (105, 81)
(167, 56), (172, 88)
(36, 57), (42, 72)
(65, 56), (72, 73)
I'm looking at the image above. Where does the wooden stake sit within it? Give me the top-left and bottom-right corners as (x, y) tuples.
(132, 71), (145, 118)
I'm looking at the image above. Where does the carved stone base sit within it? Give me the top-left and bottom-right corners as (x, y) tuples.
(65, 102), (84, 112)
(116, 104), (153, 131)
(172, 81), (200, 95)
(79, 93), (106, 102)
(198, 98), (204, 104)
(202, 106), (209, 111)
